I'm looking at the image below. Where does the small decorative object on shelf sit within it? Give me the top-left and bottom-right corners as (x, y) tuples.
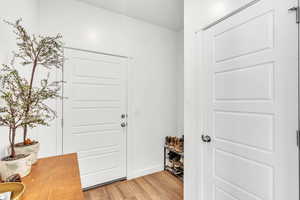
(164, 135), (184, 181)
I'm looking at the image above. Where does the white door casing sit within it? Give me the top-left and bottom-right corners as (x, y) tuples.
(200, 0), (299, 200)
(63, 48), (128, 189)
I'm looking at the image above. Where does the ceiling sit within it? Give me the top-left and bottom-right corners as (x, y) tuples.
(77, 0), (183, 31)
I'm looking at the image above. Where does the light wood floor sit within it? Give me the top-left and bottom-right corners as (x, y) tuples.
(84, 171), (183, 200)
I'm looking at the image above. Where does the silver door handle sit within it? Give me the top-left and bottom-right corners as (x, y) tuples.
(288, 6), (300, 24)
(121, 122), (127, 128)
(201, 135), (211, 143)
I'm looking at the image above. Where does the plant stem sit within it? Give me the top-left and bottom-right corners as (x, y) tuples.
(23, 55), (39, 143)
(10, 128), (16, 158)
(9, 127), (12, 145)
(23, 125), (27, 142)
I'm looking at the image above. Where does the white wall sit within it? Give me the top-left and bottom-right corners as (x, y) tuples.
(39, 0), (180, 178)
(0, 0), (39, 159)
(184, 0), (253, 199)
(0, 0), (182, 182)
(177, 30), (184, 135)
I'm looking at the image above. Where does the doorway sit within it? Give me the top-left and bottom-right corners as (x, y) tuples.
(63, 48), (129, 189)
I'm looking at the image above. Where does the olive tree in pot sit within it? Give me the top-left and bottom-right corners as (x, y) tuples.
(0, 66), (33, 179)
(2, 19), (64, 166)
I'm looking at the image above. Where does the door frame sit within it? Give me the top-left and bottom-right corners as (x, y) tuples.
(298, 0), (300, 198)
(58, 46), (133, 185)
(194, 0), (300, 199)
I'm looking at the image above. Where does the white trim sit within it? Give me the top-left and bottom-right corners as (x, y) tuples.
(64, 46), (131, 59)
(196, 0), (261, 32)
(126, 57), (134, 180)
(127, 164), (163, 180)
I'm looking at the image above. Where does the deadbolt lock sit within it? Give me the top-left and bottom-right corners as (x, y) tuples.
(121, 114), (127, 119)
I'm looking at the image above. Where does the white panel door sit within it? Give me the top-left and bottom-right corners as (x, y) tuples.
(63, 49), (128, 189)
(201, 0), (298, 200)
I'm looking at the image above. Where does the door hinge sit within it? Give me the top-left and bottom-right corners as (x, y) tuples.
(289, 6), (300, 24)
(297, 130), (300, 147)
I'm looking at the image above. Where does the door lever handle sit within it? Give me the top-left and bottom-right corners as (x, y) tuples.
(201, 135), (212, 143)
(289, 6), (298, 11)
(288, 6), (300, 24)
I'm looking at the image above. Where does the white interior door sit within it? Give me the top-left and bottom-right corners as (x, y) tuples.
(201, 0), (299, 199)
(63, 48), (128, 189)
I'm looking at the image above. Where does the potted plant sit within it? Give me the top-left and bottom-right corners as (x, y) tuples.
(0, 65), (33, 179)
(3, 19), (64, 164)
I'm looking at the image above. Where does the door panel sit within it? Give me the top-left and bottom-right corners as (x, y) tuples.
(215, 150), (273, 200)
(214, 11), (274, 63)
(214, 63), (274, 101)
(201, 0), (298, 200)
(63, 49), (128, 188)
(214, 111), (274, 151)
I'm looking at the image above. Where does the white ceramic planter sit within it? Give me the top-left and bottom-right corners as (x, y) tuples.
(14, 142), (40, 165)
(0, 154), (32, 180)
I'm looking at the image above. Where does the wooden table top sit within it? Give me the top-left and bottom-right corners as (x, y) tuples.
(22, 153), (84, 200)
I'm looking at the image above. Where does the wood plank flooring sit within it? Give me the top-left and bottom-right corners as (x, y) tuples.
(84, 171), (183, 200)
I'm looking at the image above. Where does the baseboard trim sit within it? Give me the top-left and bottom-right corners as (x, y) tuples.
(127, 165), (163, 180)
(83, 177), (127, 191)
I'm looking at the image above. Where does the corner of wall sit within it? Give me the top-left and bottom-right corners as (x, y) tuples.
(127, 164), (163, 180)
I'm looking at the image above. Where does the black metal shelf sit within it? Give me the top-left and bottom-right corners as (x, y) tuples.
(165, 167), (184, 181)
(164, 145), (184, 181)
(164, 145), (184, 156)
